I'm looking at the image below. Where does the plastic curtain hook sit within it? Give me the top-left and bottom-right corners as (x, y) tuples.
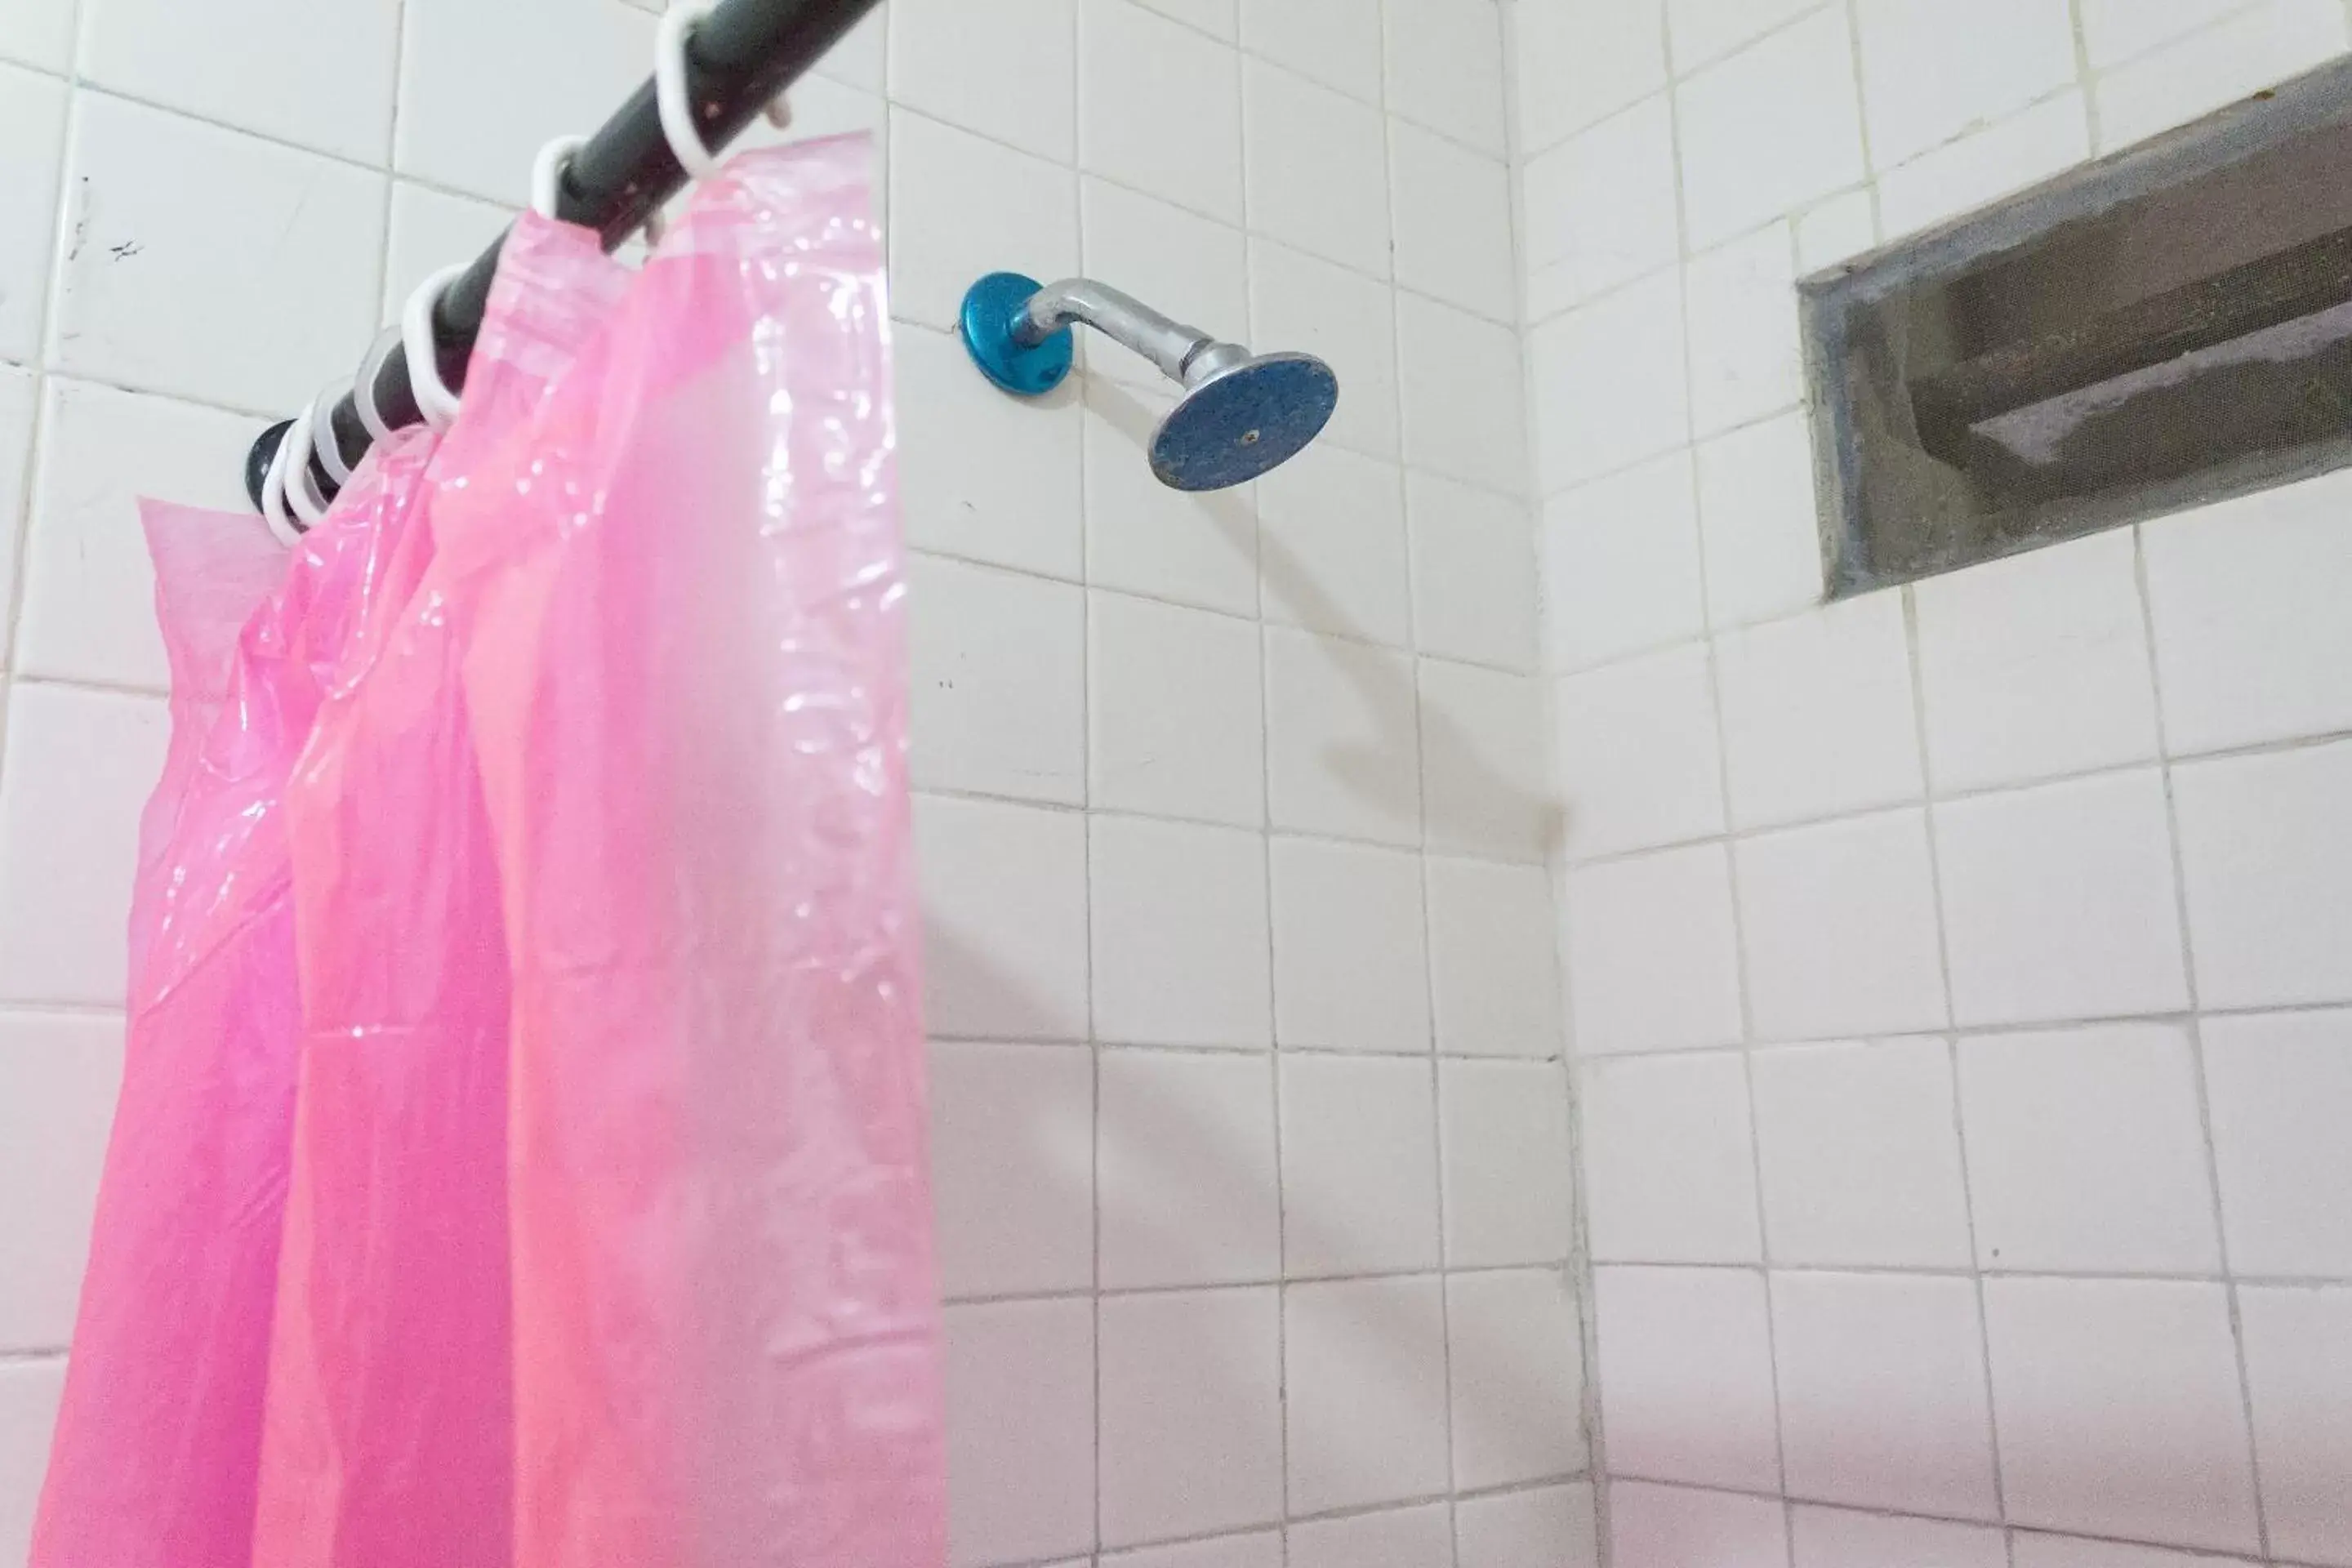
(309, 384), (354, 488)
(655, 1), (724, 179)
(401, 264), (470, 431)
(258, 406), (310, 547)
(532, 134), (590, 222)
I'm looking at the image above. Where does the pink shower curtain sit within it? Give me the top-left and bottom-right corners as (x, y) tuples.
(33, 133), (942, 1568)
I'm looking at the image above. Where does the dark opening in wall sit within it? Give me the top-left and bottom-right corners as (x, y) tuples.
(1806, 56), (2352, 597)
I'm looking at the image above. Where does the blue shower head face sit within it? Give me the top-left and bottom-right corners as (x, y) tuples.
(1148, 352), (1341, 492)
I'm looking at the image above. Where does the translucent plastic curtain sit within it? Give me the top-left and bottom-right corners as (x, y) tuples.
(35, 133), (942, 1568)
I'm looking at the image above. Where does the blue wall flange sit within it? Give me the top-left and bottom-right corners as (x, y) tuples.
(960, 271), (1075, 397)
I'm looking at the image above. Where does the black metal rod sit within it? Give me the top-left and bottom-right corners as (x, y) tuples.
(245, 0), (883, 516)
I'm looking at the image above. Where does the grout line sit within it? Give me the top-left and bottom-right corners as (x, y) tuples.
(372, 0), (412, 327)
(1903, 574), (2016, 1548)
(1564, 1258), (2352, 1290)
(2130, 521), (2275, 1561)
(2065, 0), (2105, 154)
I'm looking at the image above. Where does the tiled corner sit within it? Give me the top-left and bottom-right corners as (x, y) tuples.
(1596, 1265), (1780, 1492)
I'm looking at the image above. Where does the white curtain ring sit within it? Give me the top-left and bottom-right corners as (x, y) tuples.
(655, 1), (723, 179)
(282, 406), (332, 528)
(309, 385), (354, 487)
(354, 325), (402, 443)
(259, 429), (305, 549)
(532, 133), (589, 221)
(401, 263), (470, 431)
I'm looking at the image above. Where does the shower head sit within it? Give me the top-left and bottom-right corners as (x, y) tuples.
(1150, 350), (1341, 492)
(960, 271), (1341, 491)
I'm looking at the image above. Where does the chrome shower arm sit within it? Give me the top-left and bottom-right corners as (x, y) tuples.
(1012, 278), (1242, 386)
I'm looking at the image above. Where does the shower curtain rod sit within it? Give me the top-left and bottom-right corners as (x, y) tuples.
(243, 0), (884, 516)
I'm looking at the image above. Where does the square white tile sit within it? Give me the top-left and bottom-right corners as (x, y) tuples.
(1397, 294), (1528, 496)
(1084, 383), (1260, 617)
(1515, 0), (1668, 152)
(1737, 809), (1951, 1041)
(1787, 1504), (1994, 1568)
(889, 0), (1076, 161)
(1936, 769), (2190, 1027)
(930, 1042), (1094, 1300)
(1382, 0), (1508, 156)
(1241, 60), (1389, 277)
(82, 0), (399, 163)
(1420, 660), (1552, 862)
(1426, 857), (1562, 1059)
(1914, 528), (2160, 794)
(1284, 1276), (1450, 1514)
(2093, 0), (2347, 152)
(2077, 0), (2246, 66)
(2011, 1539), (2258, 1568)
(889, 108), (1079, 332)
(2172, 740), (2352, 1010)
(1597, 1267), (1780, 1492)
(1773, 1271), (1999, 1519)
(1795, 190), (1879, 270)
(2143, 466), (2352, 755)
(1440, 1059), (1576, 1267)
(1289, 1504), (1453, 1568)
(1531, 270), (1690, 495)
(1089, 590), (1263, 825)
(1984, 1277), (2261, 1552)
(897, 323), (1085, 581)
(1877, 91), (2091, 239)
(1263, 626), (1422, 846)
(1852, 0), (2077, 168)
(1449, 1269), (1588, 1490)
(1695, 411), (1826, 631)
(1270, 837), (1431, 1054)
(1959, 1022), (2220, 1275)
(1686, 225), (1803, 436)
(1675, 9), (1868, 248)
(397, 0), (651, 203)
(1716, 591), (1922, 832)
(1099, 1049), (1280, 1288)
(1457, 1483), (1600, 1568)
(1279, 1054), (1439, 1275)
(0, 1359), (65, 1568)
(1611, 1481), (1791, 1568)
(2203, 1009), (2352, 1277)
(0, 0), (74, 70)
(1090, 815), (1272, 1049)
(1752, 1038), (1974, 1270)
(1565, 843), (1746, 1056)
(52, 92), (384, 416)
(1582, 1053), (1762, 1264)
(19, 379), (257, 693)
(0, 1013), (121, 1352)
(911, 555), (1086, 806)
(1554, 641), (1726, 861)
(0, 64), (65, 366)
(915, 794), (1091, 1041)
(1668, 0), (1820, 71)
(1792, 1507), (2006, 1568)
(0, 686), (167, 1007)
(1081, 0), (1244, 221)
(1106, 1535), (1281, 1568)
(1260, 441), (1413, 649)
(1391, 122), (1514, 322)
(1521, 96), (1680, 303)
(2238, 1285), (2352, 1568)
(1407, 472), (1538, 672)
(1544, 452), (1708, 672)
(1250, 238), (1401, 460)
(1240, 0), (1381, 102)
(1099, 1288), (1283, 1546)
(944, 1298), (1096, 1567)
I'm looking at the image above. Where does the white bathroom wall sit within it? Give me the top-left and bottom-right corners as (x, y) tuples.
(1516, 1), (2352, 1565)
(0, 2), (1592, 1566)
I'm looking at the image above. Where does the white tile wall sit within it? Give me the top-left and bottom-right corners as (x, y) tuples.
(0, 3), (1583, 1564)
(1517, 5), (2352, 1562)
